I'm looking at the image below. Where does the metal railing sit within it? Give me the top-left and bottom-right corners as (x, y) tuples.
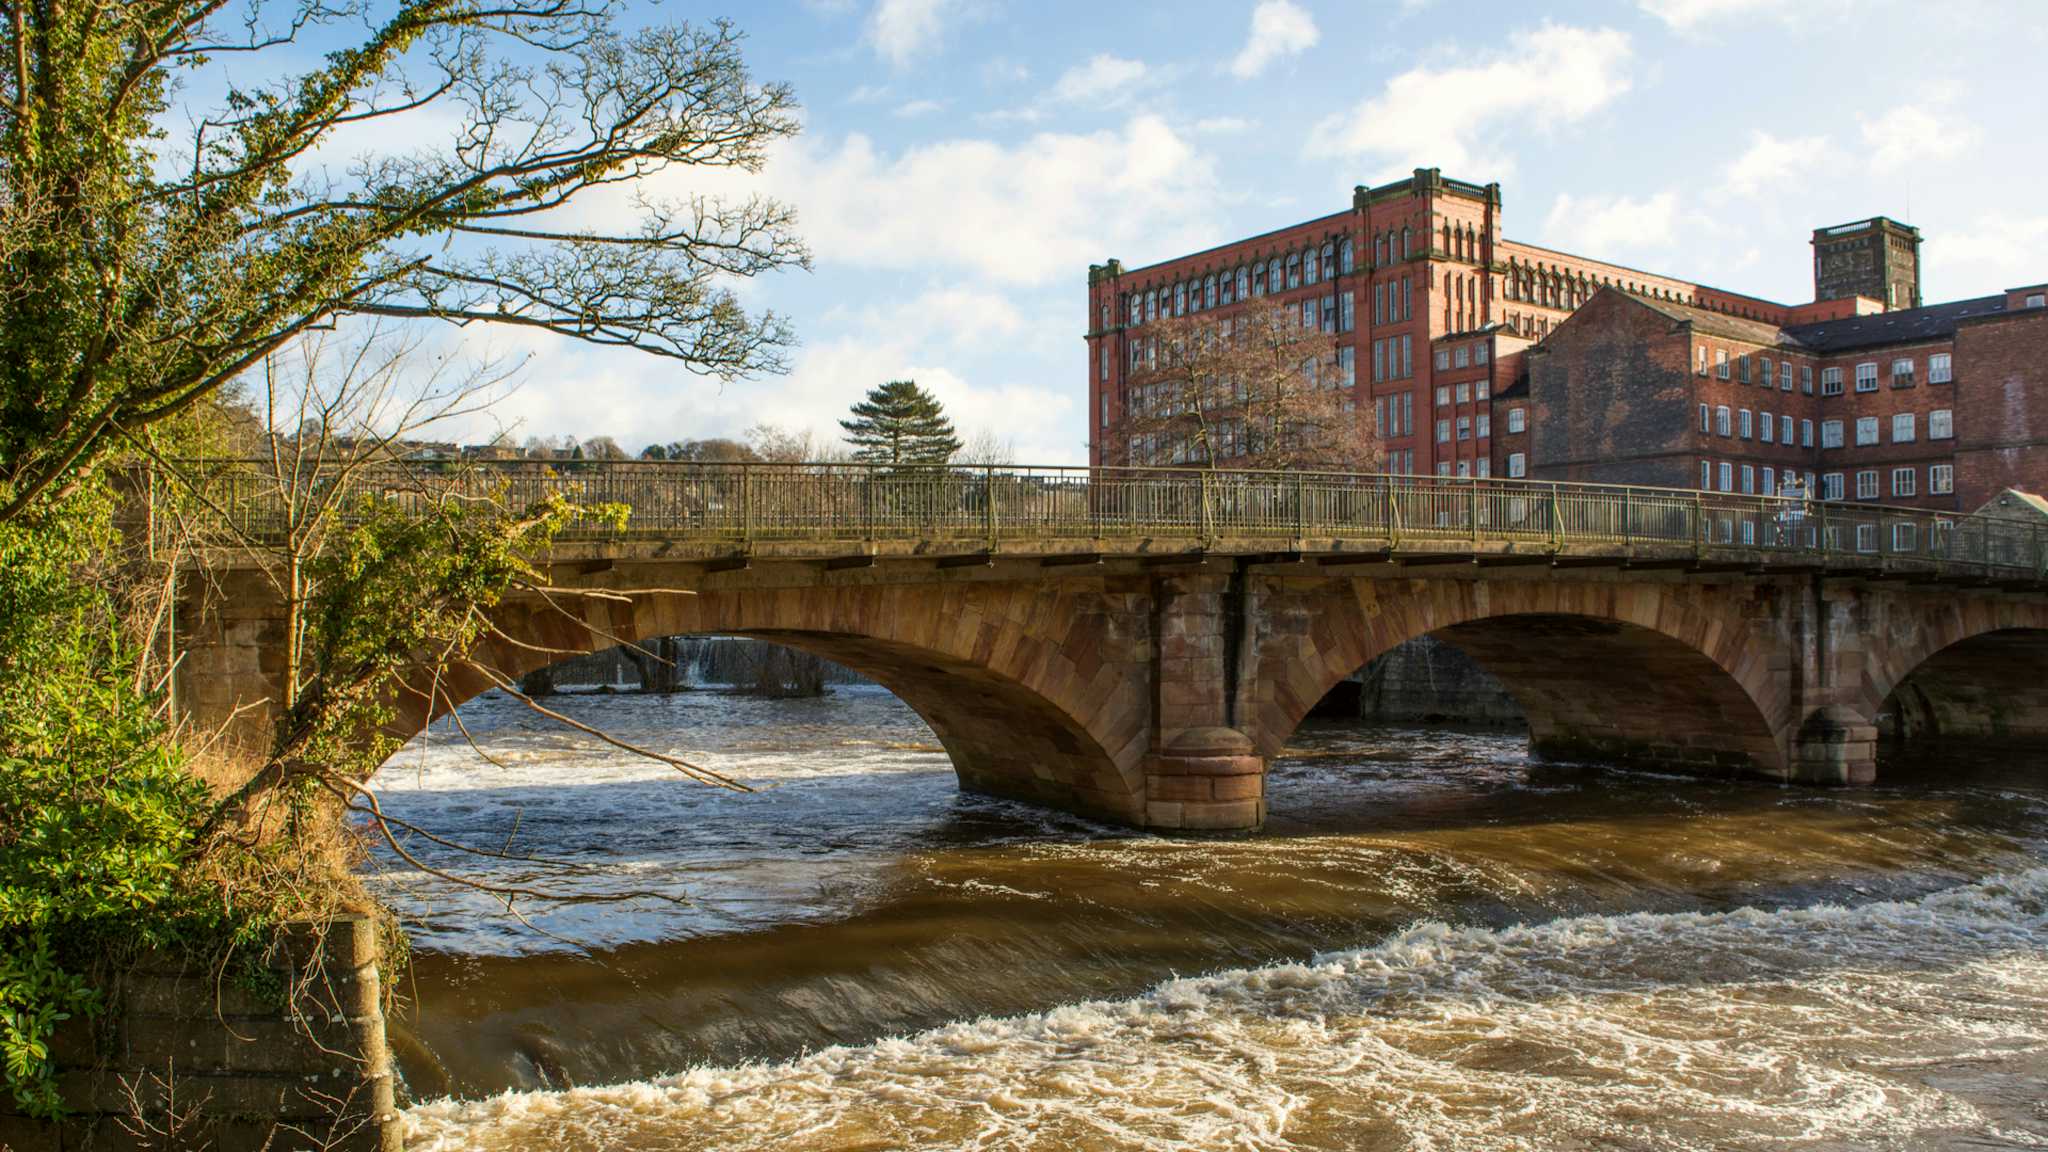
(166, 459), (2048, 579)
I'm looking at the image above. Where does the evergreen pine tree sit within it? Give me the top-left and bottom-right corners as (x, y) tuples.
(839, 380), (963, 464)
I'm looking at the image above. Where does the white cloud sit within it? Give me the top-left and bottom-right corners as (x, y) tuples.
(1718, 131), (1831, 199)
(1230, 0), (1319, 79)
(847, 84), (891, 105)
(1637, 0), (1777, 31)
(1051, 55), (1150, 104)
(1194, 116), (1255, 135)
(1541, 191), (1680, 258)
(1306, 25), (1632, 180)
(894, 99), (944, 118)
(1861, 103), (1978, 175)
(776, 116), (1221, 285)
(868, 0), (961, 67)
(1931, 214), (2048, 295)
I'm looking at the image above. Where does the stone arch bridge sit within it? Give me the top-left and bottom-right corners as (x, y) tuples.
(174, 463), (2048, 831)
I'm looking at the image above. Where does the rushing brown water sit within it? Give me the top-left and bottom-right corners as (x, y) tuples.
(364, 685), (2048, 1151)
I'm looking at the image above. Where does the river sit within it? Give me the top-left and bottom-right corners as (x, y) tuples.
(364, 683), (2048, 1151)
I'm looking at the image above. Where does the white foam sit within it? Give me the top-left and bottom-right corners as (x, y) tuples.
(404, 867), (2048, 1151)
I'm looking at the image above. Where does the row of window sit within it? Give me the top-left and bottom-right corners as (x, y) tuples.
(1431, 340), (1492, 373)
(1819, 354), (1953, 395)
(1434, 457), (1494, 479)
(1698, 460), (1955, 500)
(1433, 378), (1493, 406)
(1123, 239), (1358, 327)
(1433, 414), (1493, 443)
(1699, 405), (1956, 446)
(1372, 392), (1416, 438)
(1695, 348), (1955, 395)
(1371, 335), (1415, 383)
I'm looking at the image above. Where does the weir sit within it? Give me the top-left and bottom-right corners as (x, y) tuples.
(170, 461), (2048, 831)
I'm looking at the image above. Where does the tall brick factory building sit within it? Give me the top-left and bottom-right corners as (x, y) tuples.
(1085, 168), (2048, 512)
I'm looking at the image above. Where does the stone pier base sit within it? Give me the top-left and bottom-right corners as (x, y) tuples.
(1143, 727), (1267, 830)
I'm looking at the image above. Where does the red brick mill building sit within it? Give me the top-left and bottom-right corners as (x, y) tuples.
(1085, 168), (2048, 513)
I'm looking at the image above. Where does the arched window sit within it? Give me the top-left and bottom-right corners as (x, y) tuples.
(1204, 274), (1217, 309)
(1252, 262), (1266, 296)
(1301, 247), (1317, 286)
(1174, 282), (1186, 316)
(1340, 237), (1354, 274)
(1442, 221), (1453, 254)
(1236, 265), (1249, 300)
(1321, 242), (1336, 280)
(1284, 253), (1299, 289)
(1145, 290), (1157, 322)
(1401, 226), (1412, 259)
(1219, 270), (1233, 306)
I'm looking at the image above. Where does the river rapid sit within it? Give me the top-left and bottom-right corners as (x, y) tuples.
(364, 684), (2048, 1151)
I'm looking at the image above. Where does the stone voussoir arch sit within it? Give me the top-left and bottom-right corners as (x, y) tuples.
(1839, 590), (2048, 737)
(1250, 575), (1798, 777)
(395, 579), (1158, 826)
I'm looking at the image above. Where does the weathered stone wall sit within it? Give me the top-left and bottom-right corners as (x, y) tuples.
(1327, 635), (1523, 725)
(0, 917), (399, 1152)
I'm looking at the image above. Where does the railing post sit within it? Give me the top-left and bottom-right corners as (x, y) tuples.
(1550, 482), (1564, 551)
(1387, 478), (1401, 548)
(1295, 472), (1307, 541)
(1199, 470), (1215, 543)
(741, 462), (753, 544)
(1470, 481), (1481, 547)
(1693, 491), (1705, 558)
(1622, 487), (1633, 547)
(984, 465), (997, 549)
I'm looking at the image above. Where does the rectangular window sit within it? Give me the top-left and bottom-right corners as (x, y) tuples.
(1476, 380), (1489, 400)
(1855, 416), (1879, 446)
(1508, 452), (1527, 478)
(1822, 472), (1844, 500)
(1822, 419), (1843, 448)
(1719, 461), (1733, 492)
(1893, 522), (1918, 552)
(1099, 346), (1109, 381)
(1401, 392), (1413, 436)
(1892, 412), (1915, 443)
(1716, 349), (1730, 379)
(1454, 345), (1470, 368)
(1509, 407), (1527, 434)
(1892, 467), (1916, 497)
(1476, 343), (1490, 365)
(1781, 415), (1793, 444)
(1375, 283), (1386, 325)
(1456, 416), (1471, 440)
(1373, 340), (1385, 383)
(1760, 356), (1772, 385)
(1856, 523), (1878, 553)
(1478, 413), (1491, 438)
(1801, 419), (1814, 447)
(1701, 459), (1712, 490)
(1477, 458), (1490, 478)
(1436, 462), (1452, 477)
(1435, 349), (1451, 370)
(1375, 397), (1387, 434)
(1457, 460), (1471, 478)
(1741, 465), (1755, 494)
(1436, 386), (1450, 407)
(1892, 357), (1915, 387)
(1763, 466), (1776, 496)
(1715, 406), (1732, 437)
(1402, 334), (1412, 377)
(1339, 346), (1356, 388)
(1455, 382), (1471, 404)
(1856, 470), (1879, 500)
(1739, 355), (1751, 384)
(1341, 291), (1355, 333)
(1855, 362), (1878, 392)
(1436, 419), (1451, 443)
(1930, 463), (1954, 494)
(1821, 367), (1843, 396)
(1697, 346), (1708, 376)
(1740, 409), (1753, 439)
(1761, 411), (1774, 443)
(1781, 362), (1794, 392)
(1101, 393), (1109, 428)
(1929, 352), (1953, 384)
(1699, 403), (1710, 433)
(1930, 409), (1953, 439)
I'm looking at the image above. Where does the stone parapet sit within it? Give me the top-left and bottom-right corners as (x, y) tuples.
(0, 916), (400, 1152)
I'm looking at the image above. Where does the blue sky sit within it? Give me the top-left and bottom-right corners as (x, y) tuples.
(400, 0), (2048, 462)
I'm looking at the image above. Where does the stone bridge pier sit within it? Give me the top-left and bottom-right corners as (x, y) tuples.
(175, 552), (2048, 834)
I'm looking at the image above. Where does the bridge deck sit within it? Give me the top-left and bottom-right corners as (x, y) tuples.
(163, 461), (2048, 585)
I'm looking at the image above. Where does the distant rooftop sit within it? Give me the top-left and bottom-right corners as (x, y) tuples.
(1784, 294), (2007, 353)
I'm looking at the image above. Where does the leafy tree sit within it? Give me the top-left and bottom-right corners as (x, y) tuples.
(0, 5), (808, 522)
(840, 380), (962, 465)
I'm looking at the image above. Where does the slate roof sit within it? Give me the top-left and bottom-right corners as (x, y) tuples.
(1626, 292), (1800, 347)
(1783, 295), (2008, 353)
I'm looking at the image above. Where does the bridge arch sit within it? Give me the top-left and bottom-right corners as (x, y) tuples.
(1853, 592), (2048, 755)
(1253, 576), (1795, 778)
(392, 581), (1154, 826)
